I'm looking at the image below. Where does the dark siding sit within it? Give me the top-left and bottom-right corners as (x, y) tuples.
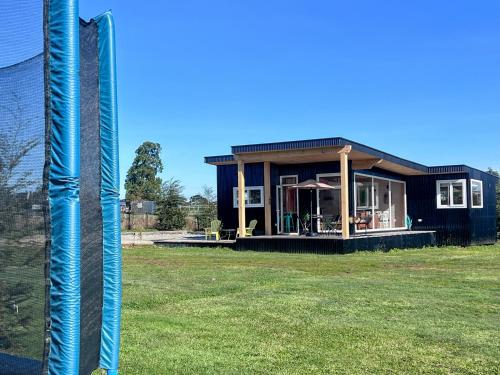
(234, 232), (436, 254)
(406, 173), (471, 246)
(216, 163), (265, 234)
(468, 169), (497, 244)
(216, 161), (497, 246)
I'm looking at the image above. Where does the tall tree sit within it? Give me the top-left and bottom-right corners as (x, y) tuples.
(125, 141), (163, 201)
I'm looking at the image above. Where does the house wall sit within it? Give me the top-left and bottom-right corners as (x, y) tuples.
(215, 163), (497, 245)
(467, 169), (497, 245)
(216, 161), (354, 235)
(216, 163), (265, 233)
(406, 171), (497, 246)
(406, 173), (470, 245)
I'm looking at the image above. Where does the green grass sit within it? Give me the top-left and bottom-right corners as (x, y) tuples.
(119, 244), (500, 374)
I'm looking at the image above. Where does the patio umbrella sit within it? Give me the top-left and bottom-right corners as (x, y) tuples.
(291, 179), (336, 236)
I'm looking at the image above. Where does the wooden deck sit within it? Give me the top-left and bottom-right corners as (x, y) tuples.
(154, 230), (436, 254)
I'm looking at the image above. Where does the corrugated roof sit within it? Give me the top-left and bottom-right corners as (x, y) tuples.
(204, 136), (495, 176)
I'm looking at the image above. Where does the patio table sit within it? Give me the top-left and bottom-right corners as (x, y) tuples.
(221, 229), (236, 240)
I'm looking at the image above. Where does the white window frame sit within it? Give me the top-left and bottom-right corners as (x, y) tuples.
(233, 186), (264, 208)
(470, 179), (483, 209)
(356, 181), (379, 210)
(436, 179), (467, 209)
(353, 173), (407, 233)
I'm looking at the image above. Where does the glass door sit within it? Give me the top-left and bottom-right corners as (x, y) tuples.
(354, 173), (407, 232)
(279, 176), (299, 234)
(276, 185), (282, 234)
(316, 174), (341, 232)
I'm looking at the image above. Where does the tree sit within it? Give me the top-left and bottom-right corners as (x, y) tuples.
(125, 141), (163, 201)
(0, 97), (42, 234)
(487, 168), (500, 235)
(189, 186), (217, 230)
(0, 98), (41, 351)
(156, 178), (187, 230)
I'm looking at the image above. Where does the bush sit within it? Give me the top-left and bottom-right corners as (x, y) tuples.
(156, 179), (187, 230)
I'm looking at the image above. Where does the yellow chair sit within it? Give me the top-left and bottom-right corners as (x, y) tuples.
(237, 219), (258, 237)
(204, 219), (222, 241)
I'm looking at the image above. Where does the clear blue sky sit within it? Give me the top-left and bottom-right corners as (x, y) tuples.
(79, 1), (500, 198)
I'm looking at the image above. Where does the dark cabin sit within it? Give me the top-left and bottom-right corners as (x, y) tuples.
(205, 137), (498, 247)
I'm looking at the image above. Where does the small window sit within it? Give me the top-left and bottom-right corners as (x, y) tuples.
(356, 181), (378, 209)
(281, 176), (298, 185)
(233, 186), (264, 208)
(436, 179), (467, 208)
(470, 179), (483, 208)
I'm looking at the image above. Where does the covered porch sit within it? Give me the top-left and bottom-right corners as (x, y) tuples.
(227, 139), (424, 240)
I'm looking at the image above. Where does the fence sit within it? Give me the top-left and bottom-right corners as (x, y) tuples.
(121, 213), (158, 231)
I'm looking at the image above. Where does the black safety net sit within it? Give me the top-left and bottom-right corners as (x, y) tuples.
(0, 0), (47, 374)
(79, 19), (104, 375)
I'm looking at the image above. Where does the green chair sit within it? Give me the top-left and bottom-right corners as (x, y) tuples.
(284, 213), (294, 233)
(204, 219), (222, 240)
(238, 219), (258, 237)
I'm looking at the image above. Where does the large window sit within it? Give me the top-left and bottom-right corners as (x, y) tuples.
(233, 186), (264, 208)
(436, 179), (467, 209)
(470, 179), (483, 208)
(354, 174), (407, 231)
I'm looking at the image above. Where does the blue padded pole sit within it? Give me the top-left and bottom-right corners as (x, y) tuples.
(47, 0), (81, 374)
(95, 11), (122, 374)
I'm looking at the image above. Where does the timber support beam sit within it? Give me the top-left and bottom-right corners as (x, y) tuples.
(237, 160), (246, 237)
(263, 161), (272, 235)
(338, 145), (352, 240)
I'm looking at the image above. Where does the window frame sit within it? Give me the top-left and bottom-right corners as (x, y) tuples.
(356, 181), (379, 210)
(436, 179), (467, 209)
(353, 172), (407, 233)
(470, 179), (483, 209)
(233, 186), (265, 208)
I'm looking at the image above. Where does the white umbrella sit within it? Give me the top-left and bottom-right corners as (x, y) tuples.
(290, 179), (336, 235)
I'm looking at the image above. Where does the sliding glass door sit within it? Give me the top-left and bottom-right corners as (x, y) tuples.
(354, 173), (407, 232)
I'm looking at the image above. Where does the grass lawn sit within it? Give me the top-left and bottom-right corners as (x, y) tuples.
(119, 244), (500, 374)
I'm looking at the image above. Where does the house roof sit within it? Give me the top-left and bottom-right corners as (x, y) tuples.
(205, 136), (496, 177)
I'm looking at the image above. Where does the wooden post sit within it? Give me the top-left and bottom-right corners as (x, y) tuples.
(237, 160), (246, 237)
(338, 145), (352, 239)
(264, 161), (272, 235)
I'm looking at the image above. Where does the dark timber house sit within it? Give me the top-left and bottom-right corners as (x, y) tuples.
(205, 137), (497, 252)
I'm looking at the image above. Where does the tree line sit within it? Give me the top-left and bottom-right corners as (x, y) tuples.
(124, 141), (217, 231)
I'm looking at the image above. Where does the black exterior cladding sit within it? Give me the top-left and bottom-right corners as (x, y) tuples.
(217, 161), (352, 235)
(78, 19), (103, 375)
(406, 169), (497, 246)
(216, 162), (498, 246)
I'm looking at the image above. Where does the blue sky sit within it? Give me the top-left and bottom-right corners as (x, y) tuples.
(79, 0), (500, 198)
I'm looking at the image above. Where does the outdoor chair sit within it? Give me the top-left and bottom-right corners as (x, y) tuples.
(237, 219), (258, 237)
(332, 214), (342, 234)
(205, 219), (222, 240)
(380, 211), (390, 228)
(321, 216), (335, 236)
(284, 212), (295, 233)
(355, 215), (373, 234)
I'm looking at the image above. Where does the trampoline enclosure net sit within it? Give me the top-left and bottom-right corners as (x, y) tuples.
(0, 0), (47, 371)
(1, 1), (118, 374)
